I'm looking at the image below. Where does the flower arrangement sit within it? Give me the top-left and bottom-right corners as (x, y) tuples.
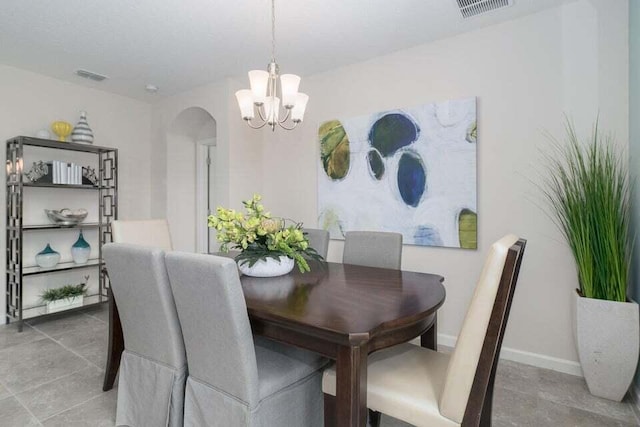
(208, 194), (323, 273)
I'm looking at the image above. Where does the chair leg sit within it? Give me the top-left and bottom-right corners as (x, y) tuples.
(368, 409), (381, 427)
(102, 290), (124, 391)
(324, 394), (337, 427)
(479, 381), (494, 427)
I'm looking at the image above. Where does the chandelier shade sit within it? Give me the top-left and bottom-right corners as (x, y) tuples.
(235, 89), (255, 120)
(235, 0), (308, 131)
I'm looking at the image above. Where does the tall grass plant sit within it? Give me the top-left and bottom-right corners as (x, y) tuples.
(541, 120), (631, 302)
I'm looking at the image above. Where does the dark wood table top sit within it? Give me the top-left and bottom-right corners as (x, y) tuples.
(240, 260), (445, 348)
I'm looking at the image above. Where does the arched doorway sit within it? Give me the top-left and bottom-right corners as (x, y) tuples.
(167, 107), (217, 253)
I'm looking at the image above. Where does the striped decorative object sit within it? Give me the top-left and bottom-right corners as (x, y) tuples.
(71, 111), (94, 144)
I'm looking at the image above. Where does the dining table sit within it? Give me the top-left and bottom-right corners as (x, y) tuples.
(102, 259), (446, 427)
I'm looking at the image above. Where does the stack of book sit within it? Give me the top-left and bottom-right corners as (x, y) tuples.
(50, 161), (83, 185)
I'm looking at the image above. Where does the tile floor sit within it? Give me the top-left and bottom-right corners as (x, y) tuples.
(0, 304), (636, 426)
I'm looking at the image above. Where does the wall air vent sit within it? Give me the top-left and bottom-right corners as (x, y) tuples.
(455, 0), (513, 19)
(75, 69), (108, 82)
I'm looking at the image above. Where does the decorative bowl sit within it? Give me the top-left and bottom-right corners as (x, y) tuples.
(45, 208), (88, 226)
(51, 121), (72, 142)
(237, 255), (294, 277)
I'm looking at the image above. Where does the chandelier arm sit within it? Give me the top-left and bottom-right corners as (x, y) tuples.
(278, 108), (291, 124)
(245, 118), (269, 129)
(277, 120), (298, 131)
(256, 105), (268, 122)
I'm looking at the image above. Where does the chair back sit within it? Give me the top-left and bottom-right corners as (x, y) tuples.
(439, 235), (526, 424)
(111, 219), (172, 250)
(343, 231), (402, 270)
(103, 243), (186, 369)
(304, 228), (330, 259)
(165, 252), (260, 405)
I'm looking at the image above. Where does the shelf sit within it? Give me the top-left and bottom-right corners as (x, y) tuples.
(22, 223), (101, 230)
(6, 135), (117, 328)
(21, 294), (105, 320)
(8, 136), (117, 154)
(21, 182), (100, 190)
(22, 259), (102, 276)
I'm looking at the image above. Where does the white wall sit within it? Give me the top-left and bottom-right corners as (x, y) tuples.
(151, 80), (230, 252)
(150, 78), (265, 252)
(0, 64), (153, 319)
(261, 1), (629, 374)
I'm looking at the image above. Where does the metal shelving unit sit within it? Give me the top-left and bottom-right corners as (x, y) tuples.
(6, 136), (118, 330)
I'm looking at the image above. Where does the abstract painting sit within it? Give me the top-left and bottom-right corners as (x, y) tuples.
(318, 97), (477, 249)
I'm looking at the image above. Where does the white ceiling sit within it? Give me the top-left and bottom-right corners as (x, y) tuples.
(0, 0), (568, 102)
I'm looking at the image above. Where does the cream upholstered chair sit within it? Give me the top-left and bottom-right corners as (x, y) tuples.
(323, 235), (527, 427)
(165, 252), (327, 426)
(343, 231), (402, 270)
(111, 218), (173, 251)
(103, 243), (186, 427)
(304, 228), (330, 259)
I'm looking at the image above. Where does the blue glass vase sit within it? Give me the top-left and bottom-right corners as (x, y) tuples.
(71, 231), (91, 264)
(35, 244), (60, 268)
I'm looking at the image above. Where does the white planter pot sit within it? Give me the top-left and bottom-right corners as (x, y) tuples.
(237, 256), (295, 278)
(46, 295), (84, 314)
(574, 293), (639, 401)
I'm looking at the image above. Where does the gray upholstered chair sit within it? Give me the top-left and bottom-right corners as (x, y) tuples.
(103, 243), (186, 427)
(165, 252), (327, 426)
(342, 231), (403, 270)
(102, 218), (174, 392)
(111, 219), (173, 251)
(304, 228), (330, 259)
(323, 235), (527, 427)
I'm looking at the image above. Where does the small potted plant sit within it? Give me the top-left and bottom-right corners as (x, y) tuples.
(208, 194), (323, 277)
(541, 120), (638, 401)
(41, 276), (88, 313)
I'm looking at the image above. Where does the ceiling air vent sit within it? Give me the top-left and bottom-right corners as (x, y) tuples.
(75, 69), (108, 82)
(455, 0), (513, 19)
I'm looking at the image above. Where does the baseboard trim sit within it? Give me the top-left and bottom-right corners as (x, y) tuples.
(437, 333), (583, 377)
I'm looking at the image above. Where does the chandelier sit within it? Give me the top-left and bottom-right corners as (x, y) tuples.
(235, 0), (308, 131)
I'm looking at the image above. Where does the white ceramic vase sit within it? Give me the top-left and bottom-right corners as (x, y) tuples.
(574, 292), (639, 401)
(71, 111), (94, 144)
(237, 255), (294, 278)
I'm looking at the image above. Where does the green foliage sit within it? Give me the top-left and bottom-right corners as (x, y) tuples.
(208, 194), (324, 273)
(40, 283), (87, 303)
(541, 119), (631, 302)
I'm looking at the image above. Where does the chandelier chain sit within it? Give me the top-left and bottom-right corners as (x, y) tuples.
(271, 0), (276, 62)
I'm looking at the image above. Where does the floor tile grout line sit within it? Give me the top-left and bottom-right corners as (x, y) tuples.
(4, 317), (107, 424)
(78, 309), (108, 325)
(39, 391), (109, 423)
(0, 327), (50, 355)
(28, 322), (105, 372)
(11, 365), (100, 397)
(10, 390), (44, 426)
(0, 334), (92, 399)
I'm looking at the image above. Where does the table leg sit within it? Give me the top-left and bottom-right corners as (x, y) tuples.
(421, 313), (437, 350)
(335, 343), (368, 427)
(102, 289), (124, 391)
(324, 394), (337, 427)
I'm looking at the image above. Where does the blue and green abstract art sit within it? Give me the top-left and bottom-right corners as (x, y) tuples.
(318, 97), (477, 249)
